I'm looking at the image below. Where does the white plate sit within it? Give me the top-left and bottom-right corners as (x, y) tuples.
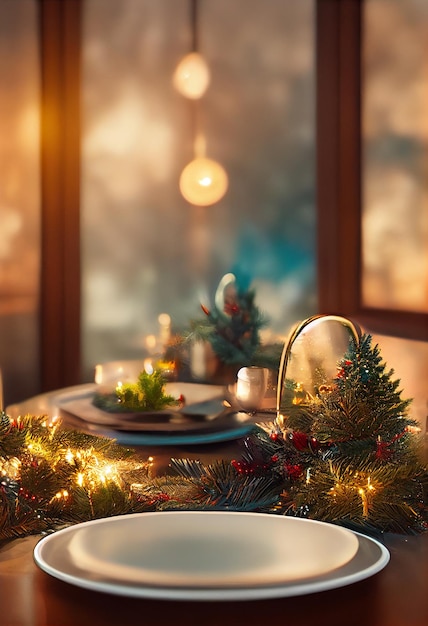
(33, 511), (389, 601)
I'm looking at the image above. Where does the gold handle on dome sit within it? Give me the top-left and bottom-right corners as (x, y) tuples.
(275, 314), (362, 418)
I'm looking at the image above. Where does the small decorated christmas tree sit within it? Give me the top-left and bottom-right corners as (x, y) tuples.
(256, 333), (428, 534)
(164, 273), (283, 380)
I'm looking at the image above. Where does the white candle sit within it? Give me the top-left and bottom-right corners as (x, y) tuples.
(158, 313), (171, 347)
(94, 364), (103, 385)
(235, 367), (269, 412)
(190, 341), (206, 380)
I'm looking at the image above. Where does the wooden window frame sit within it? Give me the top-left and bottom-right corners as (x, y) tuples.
(37, 0), (427, 391)
(316, 0), (428, 341)
(39, 0), (82, 391)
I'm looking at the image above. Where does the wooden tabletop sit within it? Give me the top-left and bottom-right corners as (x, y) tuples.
(1, 514), (427, 626)
(2, 390), (428, 626)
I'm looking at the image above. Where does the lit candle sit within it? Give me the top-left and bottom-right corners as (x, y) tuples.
(144, 358), (154, 375)
(94, 364), (103, 385)
(145, 334), (157, 355)
(158, 313), (171, 347)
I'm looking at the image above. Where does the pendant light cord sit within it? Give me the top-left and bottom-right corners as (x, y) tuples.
(190, 0), (199, 52)
(189, 0), (201, 152)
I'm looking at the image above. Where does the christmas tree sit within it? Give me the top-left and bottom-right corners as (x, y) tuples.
(246, 333), (428, 534)
(164, 273), (283, 379)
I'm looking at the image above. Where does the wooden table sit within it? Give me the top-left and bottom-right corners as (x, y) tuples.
(0, 530), (427, 626)
(2, 388), (428, 626)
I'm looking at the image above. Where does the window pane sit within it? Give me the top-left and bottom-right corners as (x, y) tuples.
(0, 0), (40, 406)
(81, 0), (316, 378)
(362, 0), (428, 312)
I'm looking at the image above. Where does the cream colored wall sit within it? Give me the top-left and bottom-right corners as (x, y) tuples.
(370, 333), (428, 435)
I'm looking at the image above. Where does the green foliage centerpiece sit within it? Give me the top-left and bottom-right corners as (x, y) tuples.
(93, 368), (179, 413)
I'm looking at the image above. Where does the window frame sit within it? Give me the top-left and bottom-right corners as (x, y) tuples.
(316, 0), (428, 341)
(39, 0), (82, 390)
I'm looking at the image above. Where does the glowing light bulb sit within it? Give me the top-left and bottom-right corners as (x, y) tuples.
(173, 52), (210, 99)
(179, 157), (228, 206)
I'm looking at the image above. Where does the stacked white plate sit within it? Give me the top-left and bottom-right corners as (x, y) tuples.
(34, 511), (390, 601)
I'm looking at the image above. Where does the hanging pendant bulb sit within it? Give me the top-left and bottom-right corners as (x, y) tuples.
(176, 1), (228, 207)
(180, 134), (228, 207)
(179, 156), (228, 206)
(173, 52), (210, 100)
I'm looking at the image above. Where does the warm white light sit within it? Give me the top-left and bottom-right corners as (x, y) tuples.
(179, 157), (228, 206)
(145, 334), (157, 352)
(158, 313), (171, 327)
(173, 52), (210, 99)
(158, 312), (171, 346)
(144, 358), (154, 375)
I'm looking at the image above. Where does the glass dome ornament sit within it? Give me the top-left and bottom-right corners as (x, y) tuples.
(276, 314), (362, 423)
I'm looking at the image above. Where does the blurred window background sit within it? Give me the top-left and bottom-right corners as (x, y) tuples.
(361, 0), (428, 432)
(362, 0), (428, 312)
(0, 0), (40, 404)
(80, 0), (316, 380)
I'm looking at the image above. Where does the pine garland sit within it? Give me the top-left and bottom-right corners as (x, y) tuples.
(0, 333), (427, 545)
(0, 415), (158, 545)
